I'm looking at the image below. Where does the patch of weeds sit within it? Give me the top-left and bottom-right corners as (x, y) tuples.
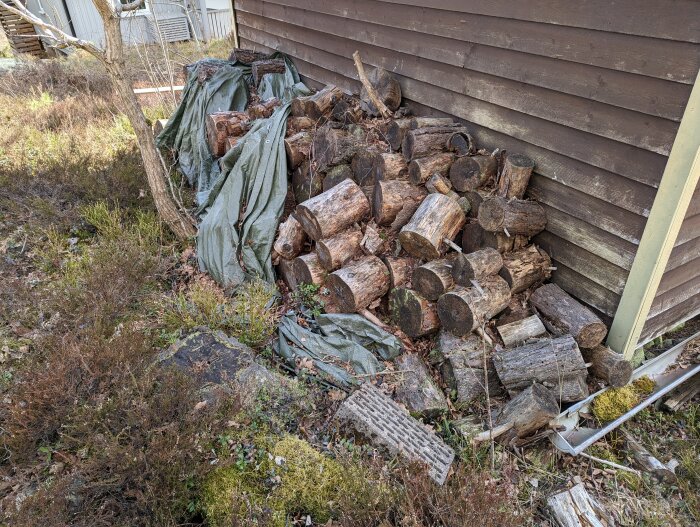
(292, 282), (324, 315)
(231, 280), (278, 348)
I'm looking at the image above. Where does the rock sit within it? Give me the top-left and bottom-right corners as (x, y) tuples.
(393, 353), (448, 417)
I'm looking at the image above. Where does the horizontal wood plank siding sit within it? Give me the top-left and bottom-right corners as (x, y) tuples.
(237, 0), (700, 327)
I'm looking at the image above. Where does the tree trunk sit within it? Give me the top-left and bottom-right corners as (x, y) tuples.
(499, 245), (552, 293)
(389, 288), (441, 338)
(447, 131), (474, 156)
(316, 227), (363, 271)
(398, 193), (466, 260)
(497, 314), (547, 348)
(313, 123), (362, 171)
(373, 180), (427, 226)
(402, 126), (467, 161)
(581, 345), (632, 388)
(530, 283), (608, 348)
(497, 153), (534, 199)
(413, 254), (458, 301)
(351, 146), (381, 186)
(492, 335), (589, 402)
(451, 247), (503, 285)
(478, 196), (547, 236)
(381, 255), (418, 289)
(322, 164), (354, 192)
(292, 160), (323, 204)
(284, 131), (312, 170)
(295, 178), (370, 240)
(273, 214), (307, 260)
(436, 276), (511, 335)
(385, 118), (412, 151)
(495, 383), (559, 438)
(408, 153), (454, 185)
(326, 255), (390, 312)
(449, 155), (497, 192)
(291, 252), (326, 286)
(375, 152), (408, 181)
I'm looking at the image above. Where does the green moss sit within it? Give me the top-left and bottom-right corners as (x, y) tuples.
(593, 385), (640, 423)
(632, 375), (656, 396)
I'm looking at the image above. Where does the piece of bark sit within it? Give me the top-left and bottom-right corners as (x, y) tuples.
(413, 254), (458, 301)
(493, 335), (589, 402)
(361, 185), (375, 214)
(313, 122), (362, 171)
(206, 111), (249, 157)
(402, 126), (468, 162)
(360, 224), (385, 255)
(295, 178), (370, 240)
(398, 193), (466, 260)
(581, 345), (632, 388)
(247, 98), (281, 119)
(499, 245), (552, 293)
(273, 214), (307, 260)
(409, 117), (456, 129)
(284, 131), (312, 170)
(229, 48), (267, 64)
(326, 255), (390, 312)
(497, 315), (547, 348)
(530, 283), (608, 348)
(437, 276), (511, 336)
(547, 483), (611, 527)
(381, 255), (418, 289)
(316, 228), (363, 271)
(389, 288), (440, 338)
(478, 196), (547, 236)
(292, 160), (323, 204)
(351, 147), (382, 186)
(408, 153), (455, 185)
(322, 164), (354, 192)
(497, 153), (534, 199)
(451, 248), (503, 285)
(153, 118), (168, 138)
(251, 58), (286, 85)
(375, 152), (408, 181)
(292, 253), (326, 286)
(449, 155), (497, 192)
(286, 116), (314, 133)
(358, 64), (401, 116)
(373, 180), (428, 226)
(394, 353), (449, 417)
(496, 383), (559, 438)
(385, 118), (412, 151)
(447, 131), (474, 156)
(276, 257), (298, 290)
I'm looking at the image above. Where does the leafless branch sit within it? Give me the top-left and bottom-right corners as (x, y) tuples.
(116, 0), (145, 13)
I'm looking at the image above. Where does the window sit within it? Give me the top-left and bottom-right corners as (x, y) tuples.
(117, 0), (148, 13)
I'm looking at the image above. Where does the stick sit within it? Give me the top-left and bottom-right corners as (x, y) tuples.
(471, 422), (513, 444)
(352, 50), (392, 119)
(579, 452), (641, 476)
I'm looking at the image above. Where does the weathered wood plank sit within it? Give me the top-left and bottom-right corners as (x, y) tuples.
(550, 262), (621, 318)
(667, 236), (700, 272)
(648, 274), (700, 319)
(676, 214), (700, 246)
(656, 258), (700, 297)
(641, 293), (700, 343)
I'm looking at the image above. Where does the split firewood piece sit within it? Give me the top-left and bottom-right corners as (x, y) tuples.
(426, 174), (460, 201)
(273, 214), (307, 260)
(547, 483), (611, 527)
(294, 84), (344, 119)
(402, 126), (469, 162)
(512, 234), (530, 250)
(413, 254), (458, 301)
(286, 116), (314, 133)
(394, 353), (449, 417)
(389, 288), (441, 338)
(451, 248), (503, 285)
(478, 196), (547, 236)
(353, 52), (395, 118)
(295, 178), (370, 241)
(247, 98), (281, 119)
(291, 252), (326, 286)
(493, 335), (589, 402)
(313, 122), (364, 171)
(497, 314), (547, 348)
(206, 111), (249, 157)
(331, 97), (362, 124)
(495, 383), (559, 438)
(385, 118), (412, 151)
(251, 58), (286, 85)
(373, 180), (428, 226)
(292, 160), (323, 204)
(375, 152), (408, 181)
(437, 276), (511, 336)
(326, 255), (390, 312)
(229, 48), (267, 64)
(316, 227), (363, 271)
(408, 152), (454, 185)
(449, 155), (497, 192)
(284, 131), (312, 170)
(530, 283), (608, 348)
(497, 153), (534, 199)
(622, 430), (677, 482)
(381, 255), (419, 289)
(276, 257), (298, 290)
(398, 193), (466, 260)
(447, 131), (474, 156)
(322, 164), (354, 192)
(581, 345), (632, 388)
(360, 224), (385, 255)
(351, 147), (381, 186)
(499, 245), (552, 293)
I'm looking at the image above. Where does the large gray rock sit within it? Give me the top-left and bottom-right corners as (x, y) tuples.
(393, 353), (448, 417)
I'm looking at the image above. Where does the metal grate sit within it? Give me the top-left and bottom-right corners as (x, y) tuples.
(149, 15), (191, 43)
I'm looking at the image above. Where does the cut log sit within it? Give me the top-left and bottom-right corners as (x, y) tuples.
(326, 255), (390, 312)
(273, 214), (307, 260)
(389, 288), (440, 338)
(316, 228), (363, 271)
(305, 85), (344, 120)
(360, 224), (385, 255)
(251, 59), (286, 85)
(497, 153), (534, 199)
(398, 193), (466, 260)
(497, 314), (547, 348)
(461, 221), (485, 253)
(447, 131), (474, 156)
(402, 126), (468, 162)
(247, 98), (281, 119)
(313, 123), (362, 171)
(495, 383), (559, 438)
(449, 155), (497, 192)
(359, 66), (402, 115)
(351, 147), (381, 186)
(493, 335), (589, 402)
(206, 111), (249, 157)
(292, 160), (323, 204)
(292, 253), (326, 286)
(394, 353), (449, 417)
(451, 248), (503, 285)
(284, 131), (312, 170)
(425, 174), (459, 201)
(478, 196), (547, 236)
(385, 118), (412, 151)
(408, 153), (455, 185)
(286, 116), (314, 133)
(499, 245), (552, 293)
(530, 283), (608, 348)
(381, 255), (418, 289)
(373, 180), (428, 227)
(547, 483), (611, 527)
(331, 97), (362, 125)
(225, 136), (239, 153)
(276, 257), (298, 290)
(375, 152), (408, 181)
(409, 117), (457, 129)
(295, 178), (370, 241)
(322, 164), (354, 192)
(229, 48), (267, 64)
(436, 276), (511, 336)
(462, 190), (489, 219)
(581, 345), (632, 388)
(413, 254), (458, 301)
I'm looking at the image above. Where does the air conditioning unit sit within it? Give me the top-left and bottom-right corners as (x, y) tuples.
(149, 15), (191, 43)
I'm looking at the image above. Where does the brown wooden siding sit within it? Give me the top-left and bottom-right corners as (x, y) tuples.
(236, 0), (700, 325)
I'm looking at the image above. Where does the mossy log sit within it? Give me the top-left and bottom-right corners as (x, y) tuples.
(389, 288), (441, 338)
(478, 197), (547, 236)
(451, 248), (503, 285)
(316, 228), (363, 271)
(408, 153), (455, 185)
(449, 155), (497, 192)
(413, 254), (458, 301)
(436, 276), (511, 335)
(273, 214), (307, 260)
(373, 180), (428, 226)
(499, 245), (552, 293)
(322, 164), (354, 192)
(326, 255), (390, 312)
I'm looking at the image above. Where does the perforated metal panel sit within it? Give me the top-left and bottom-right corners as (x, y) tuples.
(149, 15), (191, 42)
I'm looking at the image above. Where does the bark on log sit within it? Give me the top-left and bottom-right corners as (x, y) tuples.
(375, 152), (408, 181)
(351, 147), (381, 186)
(449, 155), (497, 192)
(225, 136), (239, 153)
(497, 153), (534, 199)
(385, 118), (412, 151)
(389, 288), (441, 338)
(451, 248), (503, 285)
(359, 66), (402, 115)
(331, 97), (362, 125)
(276, 257), (298, 290)
(295, 178), (370, 240)
(273, 214), (307, 260)
(373, 180), (428, 226)
(496, 383), (559, 438)
(326, 255), (390, 312)
(322, 164), (354, 192)
(251, 59), (286, 85)
(497, 314), (547, 348)
(286, 116), (314, 134)
(381, 255), (418, 289)
(461, 221), (485, 253)
(247, 98), (281, 119)
(316, 228), (363, 271)
(425, 174), (459, 201)
(229, 48), (267, 64)
(394, 353), (449, 417)
(292, 252), (326, 286)
(547, 483), (611, 527)
(408, 153), (454, 185)
(402, 126), (468, 162)
(499, 245), (552, 293)
(313, 123), (363, 171)
(478, 196), (547, 236)
(284, 131), (312, 170)
(447, 131), (474, 156)
(437, 276), (511, 336)
(530, 283), (608, 348)
(398, 193), (466, 260)
(360, 224), (385, 255)
(462, 190), (489, 219)
(493, 335), (589, 402)
(305, 85), (344, 120)
(581, 345), (632, 388)
(206, 111), (249, 157)
(292, 160), (323, 204)
(413, 254), (457, 301)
